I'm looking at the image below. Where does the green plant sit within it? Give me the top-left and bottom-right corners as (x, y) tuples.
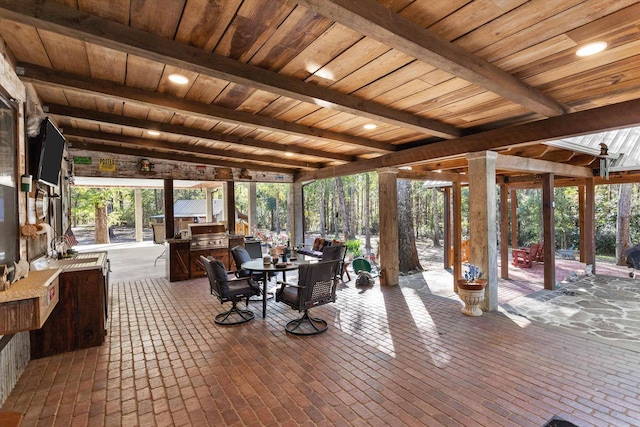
(345, 239), (362, 257)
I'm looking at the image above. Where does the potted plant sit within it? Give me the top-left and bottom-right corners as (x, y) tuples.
(457, 265), (487, 316)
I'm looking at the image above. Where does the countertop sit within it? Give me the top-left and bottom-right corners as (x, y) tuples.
(31, 251), (108, 273)
(0, 269), (60, 303)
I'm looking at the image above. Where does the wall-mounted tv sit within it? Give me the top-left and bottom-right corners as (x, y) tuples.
(29, 117), (65, 187)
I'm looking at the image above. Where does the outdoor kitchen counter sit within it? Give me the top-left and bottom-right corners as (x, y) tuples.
(166, 234), (246, 281)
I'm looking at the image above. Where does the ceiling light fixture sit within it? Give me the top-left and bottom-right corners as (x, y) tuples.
(285, 152), (294, 157)
(147, 130), (160, 136)
(363, 124), (377, 130)
(168, 73), (189, 84)
(576, 41), (607, 57)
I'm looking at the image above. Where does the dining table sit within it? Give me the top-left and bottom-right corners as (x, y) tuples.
(241, 259), (305, 318)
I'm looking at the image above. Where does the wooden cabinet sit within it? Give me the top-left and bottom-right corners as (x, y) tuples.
(190, 248), (229, 278)
(167, 240), (190, 282)
(30, 267), (107, 359)
(168, 236), (245, 281)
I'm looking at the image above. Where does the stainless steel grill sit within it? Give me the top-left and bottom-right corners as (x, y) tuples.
(189, 223), (229, 251)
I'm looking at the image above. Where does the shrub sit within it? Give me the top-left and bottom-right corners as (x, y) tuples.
(345, 239), (362, 257)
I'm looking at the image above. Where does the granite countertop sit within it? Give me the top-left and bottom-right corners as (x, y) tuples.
(0, 269), (60, 303)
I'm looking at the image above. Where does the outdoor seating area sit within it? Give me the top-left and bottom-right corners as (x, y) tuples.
(3, 262), (639, 426)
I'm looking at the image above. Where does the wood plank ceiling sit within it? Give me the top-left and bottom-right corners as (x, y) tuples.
(1, 0), (640, 182)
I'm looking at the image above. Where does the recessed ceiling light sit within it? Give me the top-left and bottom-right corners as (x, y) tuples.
(147, 130), (160, 136)
(168, 73), (189, 84)
(576, 41), (607, 57)
(363, 124), (377, 130)
(285, 152), (294, 157)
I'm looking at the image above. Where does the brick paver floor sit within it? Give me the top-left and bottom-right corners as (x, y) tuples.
(4, 275), (640, 426)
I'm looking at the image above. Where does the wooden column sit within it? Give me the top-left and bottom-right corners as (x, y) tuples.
(578, 184), (586, 263)
(134, 188), (143, 242)
(378, 168), (399, 286)
(164, 179), (174, 239)
(466, 151), (498, 312)
(220, 182), (227, 222)
(289, 183), (303, 246)
(226, 181), (235, 233)
(248, 182), (257, 234)
(499, 184), (509, 279)
(584, 178), (596, 273)
(542, 173), (556, 290)
(510, 189), (518, 249)
(205, 188), (213, 223)
(453, 181), (462, 291)
(443, 187), (451, 269)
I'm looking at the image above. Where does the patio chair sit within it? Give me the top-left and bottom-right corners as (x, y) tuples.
(151, 223), (166, 266)
(201, 255), (260, 325)
(512, 243), (542, 268)
(276, 260), (339, 335)
(244, 240), (263, 259)
(321, 244), (348, 283)
(230, 245), (275, 300)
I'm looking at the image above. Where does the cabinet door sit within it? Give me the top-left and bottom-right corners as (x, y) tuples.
(168, 242), (190, 281)
(210, 249), (230, 271)
(190, 250), (209, 278)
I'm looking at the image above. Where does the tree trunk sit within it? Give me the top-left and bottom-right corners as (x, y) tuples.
(365, 173), (371, 254)
(616, 183), (632, 265)
(432, 187), (441, 247)
(336, 177), (354, 240)
(275, 192), (281, 235)
(398, 180), (422, 273)
(319, 181), (326, 238)
(94, 203), (110, 244)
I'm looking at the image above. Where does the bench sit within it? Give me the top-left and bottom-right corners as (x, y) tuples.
(297, 237), (342, 259)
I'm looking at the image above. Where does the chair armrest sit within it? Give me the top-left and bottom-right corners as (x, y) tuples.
(276, 281), (303, 288)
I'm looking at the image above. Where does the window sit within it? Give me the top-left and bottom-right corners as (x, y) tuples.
(0, 92), (18, 265)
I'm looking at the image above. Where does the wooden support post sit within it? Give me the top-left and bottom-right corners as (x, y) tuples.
(164, 179), (174, 239)
(134, 188), (143, 242)
(542, 173), (556, 290)
(453, 181), (462, 291)
(248, 182), (257, 234)
(510, 189), (518, 249)
(289, 183), (303, 246)
(584, 178), (596, 273)
(378, 168), (399, 286)
(578, 184), (586, 263)
(443, 187), (451, 269)
(466, 152), (498, 311)
(226, 181), (235, 233)
(205, 188), (213, 223)
(500, 184), (509, 279)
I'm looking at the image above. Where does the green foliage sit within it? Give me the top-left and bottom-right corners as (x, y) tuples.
(345, 239), (361, 257)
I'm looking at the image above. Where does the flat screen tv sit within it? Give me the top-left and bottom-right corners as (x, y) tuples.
(30, 117), (65, 187)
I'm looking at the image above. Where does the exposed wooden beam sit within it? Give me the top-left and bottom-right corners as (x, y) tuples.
(297, 0), (567, 117)
(47, 104), (350, 163)
(495, 154), (592, 178)
(295, 97), (640, 182)
(0, 0), (462, 139)
(18, 63), (388, 154)
(397, 169), (466, 183)
(67, 141), (290, 174)
(63, 128), (321, 170)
